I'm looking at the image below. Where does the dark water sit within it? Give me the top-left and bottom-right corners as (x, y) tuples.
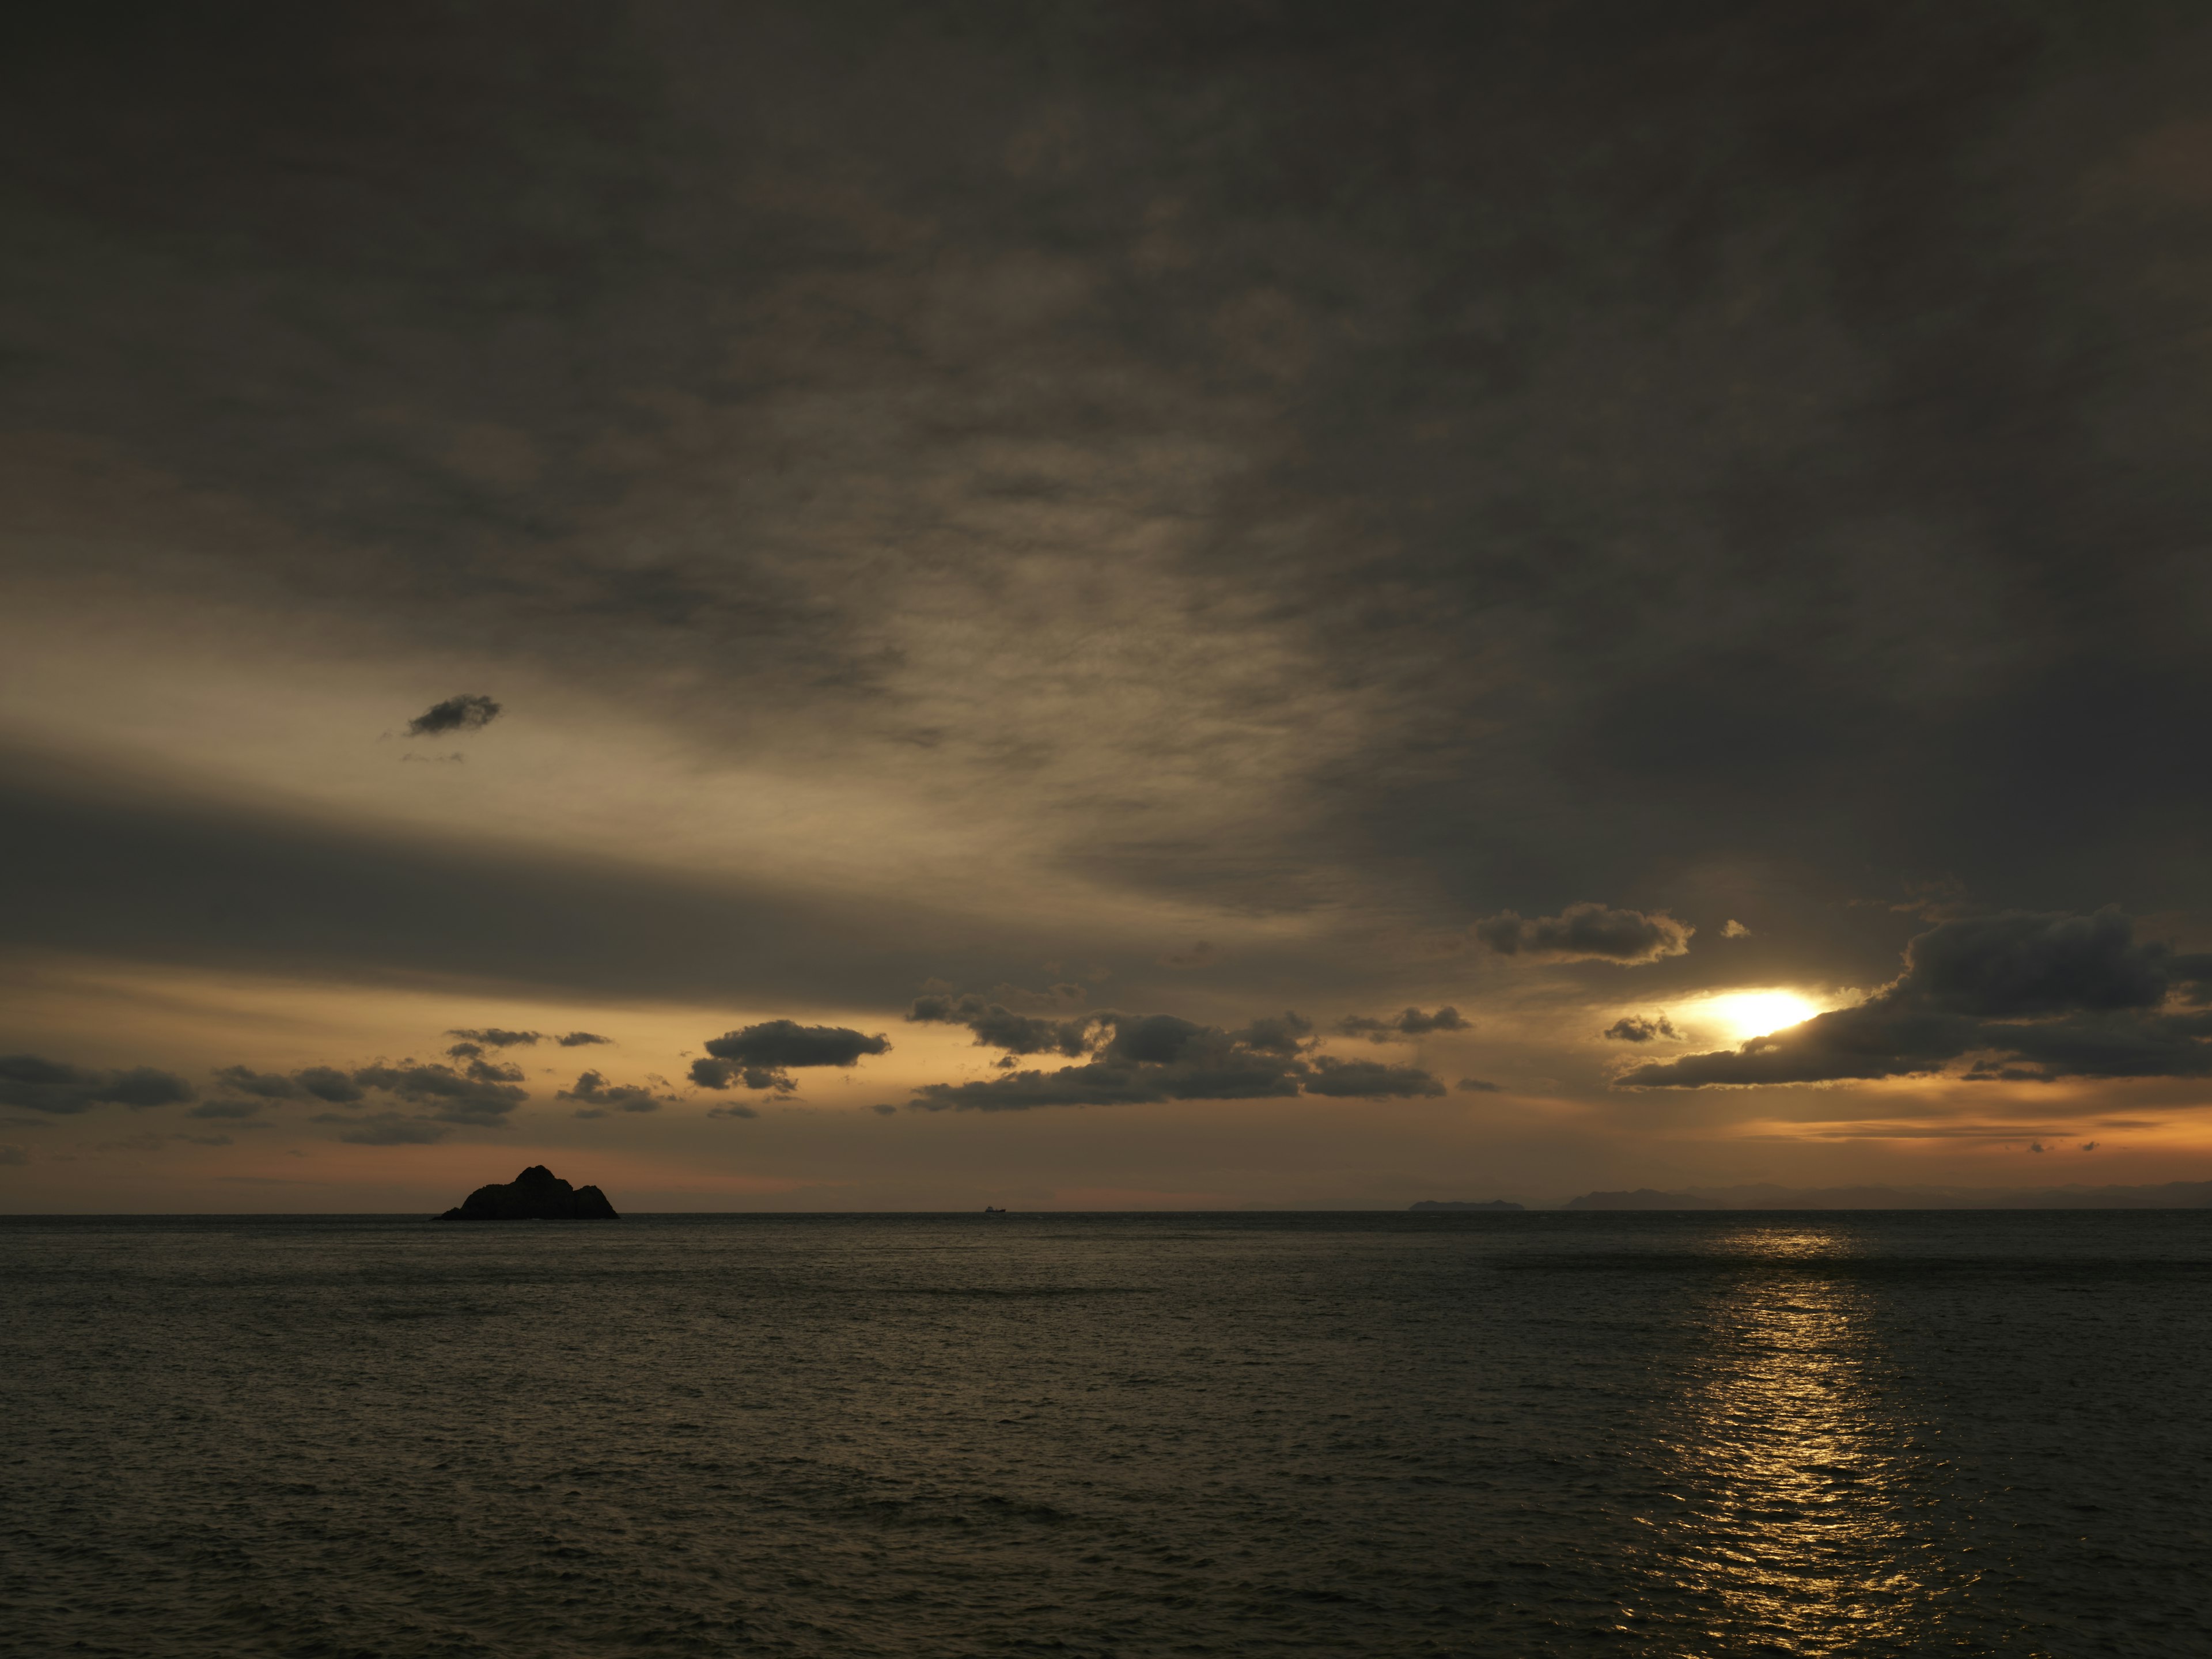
(2, 1212), (2207, 1658)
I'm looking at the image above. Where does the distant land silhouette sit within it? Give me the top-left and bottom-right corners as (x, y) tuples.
(438, 1165), (618, 1220)
(1562, 1181), (2212, 1210)
(1409, 1199), (1524, 1211)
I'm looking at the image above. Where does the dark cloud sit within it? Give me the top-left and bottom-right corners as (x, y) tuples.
(405, 694), (501, 736)
(908, 1006), (1441, 1112)
(1338, 1006), (1468, 1042)
(1897, 910), (2171, 1017)
(348, 1060), (528, 1124)
(706, 1101), (759, 1120)
(1230, 1012), (1316, 1055)
(555, 1031), (612, 1047)
(1455, 1078), (1503, 1093)
(446, 1028), (540, 1047)
(1620, 911), (2212, 1089)
(560, 1070), (667, 1118)
(688, 1058), (788, 1093)
(1471, 905), (1692, 965)
(908, 993), (1092, 1057)
(203, 1062), (363, 1105)
(0, 1055), (195, 1115)
(1300, 1056), (1448, 1099)
(690, 1021), (892, 1094)
(293, 1066), (362, 1104)
(1603, 1014), (1680, 1044)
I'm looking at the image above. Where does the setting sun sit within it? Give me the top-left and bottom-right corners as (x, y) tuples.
(1699, 990), (1825, 1044)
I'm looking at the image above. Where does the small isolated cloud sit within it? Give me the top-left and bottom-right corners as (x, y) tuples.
(555, 1031), (612, 1048)
(446, 1028), (540, 1048)
(2029, 1141), (2048, 1153)
(706, 1102), (760, 1120)
(871, 1103), (897, 1116)
(2081, 1141), (2100, 1152)
(1455, 1077), (1503, 1093)
(1619, 910), (2212, 1089)
(559, 1070), (669, 1118)
(1338, 1007), (1468, 1043)
(1472, 903), (1692, 964)
(1603, 1013), (1681, 1044)
(1159, 941), (1219, 968)
(690, 1020), (892, 1094)
(0, 1055), (196, 1115)
(406, 694), (501, 736)
(1723, 919), (1752, 938)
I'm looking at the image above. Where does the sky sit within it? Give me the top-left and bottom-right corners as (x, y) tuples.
(5, 1), (2212, 1211)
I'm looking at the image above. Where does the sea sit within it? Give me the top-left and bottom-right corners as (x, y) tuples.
(2, 1211), (2205, 1657)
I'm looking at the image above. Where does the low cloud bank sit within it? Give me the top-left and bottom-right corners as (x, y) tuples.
(0, 1055), (195, 1115)
(905, 999), (1445, 1111)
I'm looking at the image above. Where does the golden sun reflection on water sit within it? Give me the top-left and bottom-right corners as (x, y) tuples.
(1650, 1229), (1955, 1654)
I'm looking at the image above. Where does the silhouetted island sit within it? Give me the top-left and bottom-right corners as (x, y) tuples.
(438, 1165), (619, 1220)
(1410, 1199), (1524, 1211)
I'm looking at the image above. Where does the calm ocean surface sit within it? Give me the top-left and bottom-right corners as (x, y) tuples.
(2, 1211), (2206, 1657)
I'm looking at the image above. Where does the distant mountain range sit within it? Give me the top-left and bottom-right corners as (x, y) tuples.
(1562, 1181), (2212, 1210)
(1407, 1181), (2212, 1210)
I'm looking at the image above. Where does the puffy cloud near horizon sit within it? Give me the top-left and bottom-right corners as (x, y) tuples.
(1604, 1014), (1681, 1044)
(690, 1020), (891, 1094)
(1619, 911), (2212, 1088)
(1471, 904), (1692, 965)
(1338, 1006), (1468, 1042)
(560, 1070), (669, 1118)
(0, 1055), (195, 1115)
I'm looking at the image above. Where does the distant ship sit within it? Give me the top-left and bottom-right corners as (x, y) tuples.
(983, 1205), (1008, 1216)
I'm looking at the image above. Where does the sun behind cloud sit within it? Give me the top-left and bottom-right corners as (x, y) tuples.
(1696, 990), (1825, 1044)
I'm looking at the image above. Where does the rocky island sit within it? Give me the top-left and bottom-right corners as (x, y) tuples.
(438, 1165), (619, 1220)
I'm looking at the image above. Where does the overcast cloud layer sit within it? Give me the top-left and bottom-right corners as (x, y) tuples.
(4, 2), (2211, 1209)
